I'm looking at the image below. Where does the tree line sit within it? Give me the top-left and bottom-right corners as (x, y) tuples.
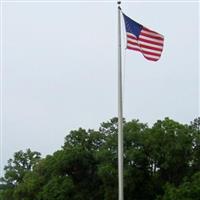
(0, 117), (200, 200)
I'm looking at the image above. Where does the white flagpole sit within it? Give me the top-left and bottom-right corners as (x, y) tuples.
(117, 1), (124, 200)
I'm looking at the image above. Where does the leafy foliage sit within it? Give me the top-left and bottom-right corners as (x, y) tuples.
(161, 172), (200, 200)
(0, 117), (199, 200)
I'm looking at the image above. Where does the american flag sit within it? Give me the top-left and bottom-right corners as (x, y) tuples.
(123, 13), (164, 62)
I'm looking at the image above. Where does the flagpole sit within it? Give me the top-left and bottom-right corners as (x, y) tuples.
(117, 1), (124, 200)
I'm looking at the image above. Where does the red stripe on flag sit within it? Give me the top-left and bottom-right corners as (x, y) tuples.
(127, 40), (139, 46)
(138, 38), (164, 46)
(128, 46), (161, 57)
(144, 57), (159, 61)
(127, 46), (141, 52)
(138, 43), (163, 51)
(141, 50), (161, 57)
(127, 47), (160, 61)
(140, 32), (164, 40)
(127, 34), (137, 40)
(142, 27), (159, 34)
(128, 42), (163, 52)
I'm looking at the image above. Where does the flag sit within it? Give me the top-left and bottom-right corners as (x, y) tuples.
(123, 13), (164, 62)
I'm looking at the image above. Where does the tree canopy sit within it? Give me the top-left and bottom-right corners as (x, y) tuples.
(0, 117), (199, 200)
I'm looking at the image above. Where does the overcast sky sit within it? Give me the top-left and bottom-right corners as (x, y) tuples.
(0, 0), (199, 175)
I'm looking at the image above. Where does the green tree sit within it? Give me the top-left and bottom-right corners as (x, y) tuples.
(1, 117), (199, 200)
(162, 172), (200, 200)
(123, 119), (155, 200)
(39, 176), (74, 200)
(0, 149), (41, 200)
(190, 117), (200, 173)
(146, 118), (192, 185)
